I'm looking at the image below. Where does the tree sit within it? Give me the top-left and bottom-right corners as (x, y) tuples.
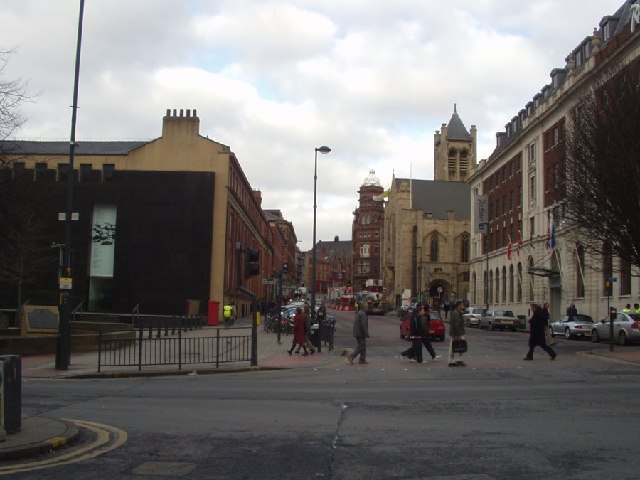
(0, 49), (52, 309)
(564, 64), (640, 272)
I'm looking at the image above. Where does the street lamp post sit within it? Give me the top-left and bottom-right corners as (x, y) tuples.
(311, 145), (331, 353)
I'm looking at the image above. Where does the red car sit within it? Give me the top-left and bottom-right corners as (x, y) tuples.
(400, 309), (445, 341)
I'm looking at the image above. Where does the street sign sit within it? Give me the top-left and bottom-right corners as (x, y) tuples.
(262, 279), (277, 285)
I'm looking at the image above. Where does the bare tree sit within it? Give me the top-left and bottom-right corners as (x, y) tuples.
(0, 49), (51, 308)
(564, 66), (640, 271)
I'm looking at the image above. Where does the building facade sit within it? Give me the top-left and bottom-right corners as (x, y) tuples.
(0, 109), (296, 322)
(467, 1), (640, 321)
(352, 170), (384, 291)
(382, 176), (471, 308)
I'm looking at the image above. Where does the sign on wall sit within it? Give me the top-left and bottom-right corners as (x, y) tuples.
(89, 204), (117, 278)
(474, 194), (488, 234)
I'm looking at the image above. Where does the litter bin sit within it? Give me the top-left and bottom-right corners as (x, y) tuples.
(207, 301), (220, 326)
(0, 355), (21, 434)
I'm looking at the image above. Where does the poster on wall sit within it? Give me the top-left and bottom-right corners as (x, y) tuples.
(89, 204), (117, 278)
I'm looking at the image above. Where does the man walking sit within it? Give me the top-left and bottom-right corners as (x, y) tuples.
(448, 300), (466, 367)
(348, 304), (369, 365)
(524, 303), (557, 361)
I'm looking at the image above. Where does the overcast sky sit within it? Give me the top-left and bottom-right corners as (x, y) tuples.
(1, 0), (625, 251)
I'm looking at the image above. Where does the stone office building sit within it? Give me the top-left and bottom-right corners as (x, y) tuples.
(467, 1), (640, 321)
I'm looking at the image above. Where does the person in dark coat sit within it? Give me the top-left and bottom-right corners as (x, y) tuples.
(420, 305), (439, 361)
(566, 303), (578, 319)
(524, 303), (556, 360)
(287, 307), (309, 356)
(347, 305), (369, 364)
(401, 306), (425, 362)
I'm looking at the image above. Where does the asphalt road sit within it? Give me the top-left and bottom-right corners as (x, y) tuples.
(9, 310), (640, 480)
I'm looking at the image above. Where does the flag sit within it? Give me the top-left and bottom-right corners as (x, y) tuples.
(507, 235), (512, 260)
(551, 223), (556, 250)
(517, 230), (523, 256)
(545, 225), (551, 250)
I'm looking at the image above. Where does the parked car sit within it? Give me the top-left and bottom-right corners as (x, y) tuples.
(549, 314), (594, 339)
(591, 313), (640, 346)
(479, 310), (519, 331)
(463, 307), (486, 327)
(400, 309), (445, 341)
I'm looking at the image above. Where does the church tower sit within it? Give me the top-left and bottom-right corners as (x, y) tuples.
(434, 104), (477, 182)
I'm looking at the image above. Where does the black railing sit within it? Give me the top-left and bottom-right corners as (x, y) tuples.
(97, 316), (252, 372)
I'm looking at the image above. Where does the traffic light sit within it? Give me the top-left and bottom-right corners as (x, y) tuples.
(245, 248), (260, 278)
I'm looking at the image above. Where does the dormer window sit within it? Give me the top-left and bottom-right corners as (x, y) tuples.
(603, 22), (610, 42)
(576, 49), (583, 67)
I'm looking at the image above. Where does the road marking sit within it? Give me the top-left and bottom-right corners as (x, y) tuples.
(0, 419), (127, 475)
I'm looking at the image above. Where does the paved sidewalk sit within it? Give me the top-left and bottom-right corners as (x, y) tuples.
(2, 318), (343, 461)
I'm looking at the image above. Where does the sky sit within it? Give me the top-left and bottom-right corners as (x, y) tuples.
(1, 0), (626, 251)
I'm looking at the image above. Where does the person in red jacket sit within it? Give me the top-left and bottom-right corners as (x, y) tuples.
(287, 307), (309, 356)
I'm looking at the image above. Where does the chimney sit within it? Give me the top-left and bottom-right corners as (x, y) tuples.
(162, 108), (200, 138)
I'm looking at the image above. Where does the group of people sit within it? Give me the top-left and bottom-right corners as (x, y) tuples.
(289, 298), (559, 366)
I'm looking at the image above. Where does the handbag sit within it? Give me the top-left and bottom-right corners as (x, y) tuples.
(452, 339), (468, 353)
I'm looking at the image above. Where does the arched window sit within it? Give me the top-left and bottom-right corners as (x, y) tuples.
(576, 244), (585, 298)
(502, 266), (507, 303)
(461, 233), (470, 262)
(602, 242), (612, 296)
(528, 257), (535, 301)
(489, 270), (494, 304)
(509, 264), (514, 303)
(472, 272), (477, 305)
(495, 267), (500, 304)
(430, 236), (439, 262)
(517, 263), (523, 302)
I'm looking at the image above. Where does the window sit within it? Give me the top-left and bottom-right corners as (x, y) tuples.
(103, 164), (115, 181)
(553, 127), (559, 146)
(576, 49), (583, 68)
(528, 258), (535, 301)
(502, 266), (507, 303)
(576, 244), (585, 298)
(602, 242), (613, 296)
(529, 176), (536, 201)
(360, 244), (370, 257)
(461, 234), (470, 262)
(603, 22), (610, 42)
(621, 258), (631, 296)
(430, 237), (439, 262)
(517, 263), (523, 302)
(509, 265), (514, 303)
(529, 217), (535, 239)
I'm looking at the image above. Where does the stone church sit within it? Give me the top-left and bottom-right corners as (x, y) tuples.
(382, 106), (473, 307)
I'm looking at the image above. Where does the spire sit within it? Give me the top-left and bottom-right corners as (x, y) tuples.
(446, 104), (471, 140)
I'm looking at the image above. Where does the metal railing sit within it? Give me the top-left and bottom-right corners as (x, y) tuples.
(97, 316), (252, 372)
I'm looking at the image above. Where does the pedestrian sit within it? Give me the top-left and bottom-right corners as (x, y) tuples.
(302, 305), (316, 355)
(287, 307), (308, 356)
(566, 303), (577, 319)
(622, 303), (632, 314)
(420, 304), (439, 361)
(543, 302), (554, 346)
(347, 304), (369, 365)
(401, 306), (424, 362)
(634, 303), (640, 315)
(448, 300), (466, 367)
(524, 303), (556, 361)
(223, 302), (234, 328)
(443, 302), (450, 319)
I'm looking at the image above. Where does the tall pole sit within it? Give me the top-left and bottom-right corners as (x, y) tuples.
(311, 146), (331, 353)
(56, 0), (85, 370)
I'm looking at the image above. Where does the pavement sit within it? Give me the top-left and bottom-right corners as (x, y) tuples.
(2, 311), (640, 462)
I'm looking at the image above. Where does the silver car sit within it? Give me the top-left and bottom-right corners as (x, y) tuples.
(550, 314), (594, 340)
(592, 313), (640, 346)
(463, 307), (486, 327)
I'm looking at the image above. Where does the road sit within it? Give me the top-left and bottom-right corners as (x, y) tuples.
(7, 310), (640, 479)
